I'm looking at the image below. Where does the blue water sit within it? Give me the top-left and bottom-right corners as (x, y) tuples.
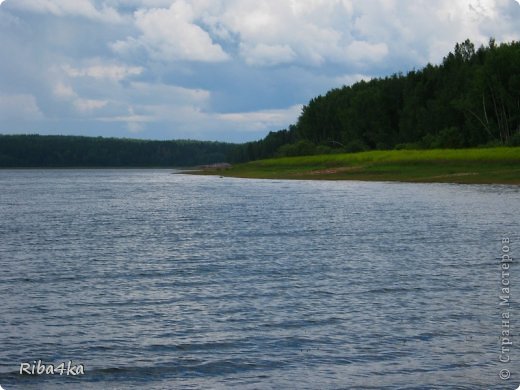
(0, 169), (518, 389)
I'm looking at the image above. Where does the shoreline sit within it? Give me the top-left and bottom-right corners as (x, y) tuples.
(191, 147), (520, 185)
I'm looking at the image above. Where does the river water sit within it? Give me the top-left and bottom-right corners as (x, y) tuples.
(0, 169), (518, 389)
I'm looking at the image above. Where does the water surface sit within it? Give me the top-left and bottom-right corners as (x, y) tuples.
(0, 170), (518, 389)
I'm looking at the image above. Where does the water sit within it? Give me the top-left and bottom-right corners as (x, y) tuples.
(0, 169), (518, 389)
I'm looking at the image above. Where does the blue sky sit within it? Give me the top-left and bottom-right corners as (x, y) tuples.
(1, 0), (519, 142)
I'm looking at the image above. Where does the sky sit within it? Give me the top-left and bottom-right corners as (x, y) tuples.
(0, 0), (519, 142)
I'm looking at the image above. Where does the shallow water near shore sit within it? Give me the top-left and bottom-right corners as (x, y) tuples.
(0, 169), (518, 389)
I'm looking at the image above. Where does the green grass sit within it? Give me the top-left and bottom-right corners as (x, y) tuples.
(198, 147), (520, 184)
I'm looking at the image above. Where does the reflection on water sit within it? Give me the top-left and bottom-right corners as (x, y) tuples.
(0, 169), (518, 389)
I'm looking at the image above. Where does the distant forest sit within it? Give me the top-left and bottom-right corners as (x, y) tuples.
(0, 135), (236, 167)
(1, 39), (519, 167)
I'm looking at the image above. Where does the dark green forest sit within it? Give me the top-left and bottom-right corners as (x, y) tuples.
(233, 39), (520, 161)
(1, 39), (519, 167)
(0, 135), (236, 167)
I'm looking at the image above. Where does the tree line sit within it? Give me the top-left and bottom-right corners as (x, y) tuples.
(233, 39), (520, 161)
(0, 135), (237, 167)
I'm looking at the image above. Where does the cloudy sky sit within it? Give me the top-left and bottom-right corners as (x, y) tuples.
(0, 0), (519, 142)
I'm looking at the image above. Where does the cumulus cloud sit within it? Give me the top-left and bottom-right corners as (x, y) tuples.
(52, 81), (108, 113)
(112, 1), (228, 62)
(214, 0), (355, 66)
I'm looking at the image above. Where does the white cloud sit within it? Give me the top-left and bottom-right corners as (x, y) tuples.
(10, 0), (122, 23)
(345, 41), (389, 63)
(215, 0), (352, 66)
(217, 104), (303, 131)
(96, 106), (156, 134)
(128, 82), (210, 105)
(104, 0), (173, 8)
(74, 98), (108, 112)
(349, 0), (520, 64)
(53, 82), (76, 99)
(240, 43), (296, 66)
(113, 1), (228, 62)
(52, 81), (108, 113)
(63, 64), (143, 81)
(50, 76), (213, 131)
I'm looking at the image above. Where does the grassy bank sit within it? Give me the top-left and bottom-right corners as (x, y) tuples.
(196, 147), (520, 184)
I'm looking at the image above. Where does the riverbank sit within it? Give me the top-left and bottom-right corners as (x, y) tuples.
(193, 147), (520, 184)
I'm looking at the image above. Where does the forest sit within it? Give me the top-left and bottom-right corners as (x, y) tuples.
(233, 39), (520, 161)
(0, 135), (236, 167)
(0, 39), (518, 167)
